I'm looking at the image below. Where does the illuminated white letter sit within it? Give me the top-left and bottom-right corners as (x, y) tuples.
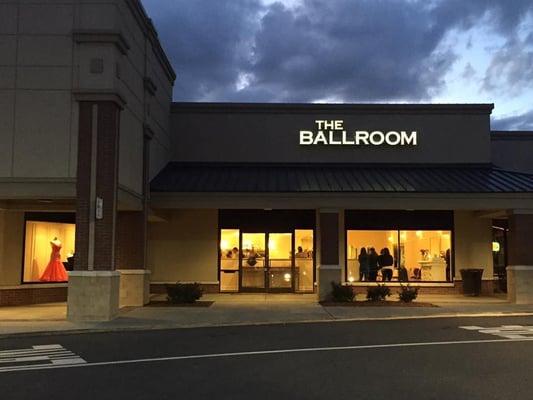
(329, 131), (341, 145)
(342, 131), (355, 145)
(313, 131), (328, 145)
(385, 131), (401, 145)
(299, 131), (314, 145)
(355, 131), (369, 145)
(369, 131), (385, 145)
(401, 131), (417, 145)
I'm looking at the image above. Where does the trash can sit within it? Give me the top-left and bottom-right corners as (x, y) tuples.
(460, 268), (483, 296)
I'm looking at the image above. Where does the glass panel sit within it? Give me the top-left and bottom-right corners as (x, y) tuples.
(219, 229), (240, 291)
(220, 229), (239, 270)
(295, 229), (314, 291)
(346, 230), (396, 282)
(268, 233), (293, 289)
(241, 233), (266, 289)
(23, 221), (75, 283)
(220, 271), (239, 291)
(492, 224), (507, 292)
(400, 230), (452, 281)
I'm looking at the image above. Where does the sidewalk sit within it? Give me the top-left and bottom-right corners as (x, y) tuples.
(1, 293), (532, 337)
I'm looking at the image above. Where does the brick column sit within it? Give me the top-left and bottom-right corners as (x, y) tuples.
(317, 209), (342, 301)
(507, 211), (533, 304)
(68, 100), (122, 321)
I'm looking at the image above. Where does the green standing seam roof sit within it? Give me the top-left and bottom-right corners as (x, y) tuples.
(150, 163), (533, 193)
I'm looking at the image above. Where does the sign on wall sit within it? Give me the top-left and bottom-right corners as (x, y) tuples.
(299, 120), (418, 146)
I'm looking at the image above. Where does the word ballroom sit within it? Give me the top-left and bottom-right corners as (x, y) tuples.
(299, 120), (418, 146)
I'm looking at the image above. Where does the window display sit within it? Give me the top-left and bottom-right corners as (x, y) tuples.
(218, 227), (315, 292)
(347, 229), (452, 282)
(295, 230), (314, 291)
(219, 229), (239, 291)
(23, 219), (75, 283)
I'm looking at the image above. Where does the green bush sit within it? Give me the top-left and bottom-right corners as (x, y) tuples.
(366, 284), (391, 301)
(398, 284), (419, 303)
(166, 282), (203, 304)
(330, 281), (355, 302)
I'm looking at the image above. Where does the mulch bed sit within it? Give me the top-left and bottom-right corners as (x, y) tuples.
(147, 301), (214, 308)
(319, 301), (438, 307)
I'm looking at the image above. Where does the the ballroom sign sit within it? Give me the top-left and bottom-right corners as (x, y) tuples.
(299, 120), (418, 146)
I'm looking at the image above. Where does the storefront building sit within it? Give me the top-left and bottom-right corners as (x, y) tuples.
(1, 0), (533, 321)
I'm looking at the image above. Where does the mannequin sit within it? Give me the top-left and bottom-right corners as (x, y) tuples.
(39, 236), (68, 282)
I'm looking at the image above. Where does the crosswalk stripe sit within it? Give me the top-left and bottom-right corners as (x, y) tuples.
(0, 345), (86, 371)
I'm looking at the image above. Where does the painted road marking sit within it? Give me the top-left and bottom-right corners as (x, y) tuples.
(0, 344), (86, 372)
(459, 325), (533, 339)
(0, 337), (532, 373)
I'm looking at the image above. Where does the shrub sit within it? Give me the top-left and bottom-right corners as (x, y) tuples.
(166, 282), (203, 304)
(398, 284), (419, 303)
(366, 284), (391, 302)
(330, 281), (355, 302)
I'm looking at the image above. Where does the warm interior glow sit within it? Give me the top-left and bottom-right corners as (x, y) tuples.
(347, 229), (452, 282)
(295, 229), (314, 291)
(23, 220), (75, 282)
(219, 229), (315, 292)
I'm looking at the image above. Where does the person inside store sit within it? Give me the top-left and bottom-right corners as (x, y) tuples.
(232, 247), (239, 258)
(368, 247), (379, 281)
(246, 246), (262, 266)
(296, 246), (307, 258)
(378, 247), (394, 281)
(358, 247), (369, 281)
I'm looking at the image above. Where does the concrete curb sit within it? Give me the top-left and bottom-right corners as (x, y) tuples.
(2, 311), (533, 339)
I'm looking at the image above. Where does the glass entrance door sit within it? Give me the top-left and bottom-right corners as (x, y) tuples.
(267, 233), (293, 291)
(240, 232), (294, 292)
(241, 233), (267, 291)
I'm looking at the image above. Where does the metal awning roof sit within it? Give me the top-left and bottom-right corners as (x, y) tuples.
(150, 163), (533, 193)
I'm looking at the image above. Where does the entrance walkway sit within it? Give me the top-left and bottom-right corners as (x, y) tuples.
(0, 294), (531, 337)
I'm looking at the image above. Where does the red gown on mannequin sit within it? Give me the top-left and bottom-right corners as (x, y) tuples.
(40, 242), (69, 282)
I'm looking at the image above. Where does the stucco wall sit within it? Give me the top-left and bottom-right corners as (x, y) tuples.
(0, 0), (174, 198)
(454, 211), (493, 280)
(0, 211), (24, 286)
(0, 2), (76, 179)
(147, 209), (218, 283)
(491, 133), (533, 173)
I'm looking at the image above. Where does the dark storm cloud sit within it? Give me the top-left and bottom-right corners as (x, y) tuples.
(492, 109), (533, 130)
(142, 0), (533, 102)
(142, 0), (263, 100)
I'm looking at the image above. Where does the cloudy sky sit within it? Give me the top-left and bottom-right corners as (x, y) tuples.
(142, 0), (533, 130)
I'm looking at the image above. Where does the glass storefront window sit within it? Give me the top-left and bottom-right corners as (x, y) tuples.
(400, 230), (452, 281)
(220, 229), (239, 291)
(23, 220), (75, 283)
(347, 230), (396, 282)
(295, 230), (313, 291)
(347, 229), (452, 282)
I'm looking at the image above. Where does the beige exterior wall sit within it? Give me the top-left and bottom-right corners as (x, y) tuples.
(0, 0), (174, 199)
(0, 211), (24, 286)
(147, 209), (218, 283)
(0, 2), (76, 180)
(453, 211), (493, 280)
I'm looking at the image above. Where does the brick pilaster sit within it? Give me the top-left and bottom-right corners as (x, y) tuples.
(75, 101), (121, 271)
